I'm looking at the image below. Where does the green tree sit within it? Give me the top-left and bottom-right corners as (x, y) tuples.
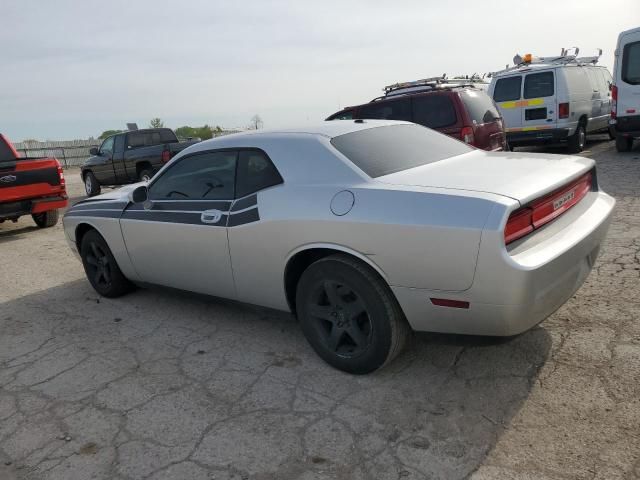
(149, 118), (164, 128)
(98, 129), (122, 139)
(175, 125), (213, 140)
(249, 114), (263, 130)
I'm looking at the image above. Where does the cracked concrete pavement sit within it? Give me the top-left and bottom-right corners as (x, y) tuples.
(1, 137), (639, 479)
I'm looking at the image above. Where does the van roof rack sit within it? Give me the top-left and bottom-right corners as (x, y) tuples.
(488, 48), (603, 77)
(382, 74), (487, 95)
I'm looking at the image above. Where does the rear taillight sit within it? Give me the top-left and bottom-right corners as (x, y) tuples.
(504, 172), (593, 245)
(611, 85), (618, 120)
(161, 149), (171, 163)
(558, 102), (570, 119)
(461, 126), (475, 145)
(56, 160), (65, 187)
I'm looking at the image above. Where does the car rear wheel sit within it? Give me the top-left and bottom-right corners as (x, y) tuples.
(139, 168), (153, 183)
(615, 135), (633, 152)
(80, 230), (134, 298)
(568, 124), (586, 153)
(296, 254), (410, 374)
(84, 171), (101, 197)
(32, 209), (59, 228)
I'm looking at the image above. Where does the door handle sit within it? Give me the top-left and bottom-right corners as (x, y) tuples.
(201, 209), (223, 224)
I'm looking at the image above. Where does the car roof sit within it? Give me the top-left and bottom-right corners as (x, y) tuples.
(491, 63), (607, 77)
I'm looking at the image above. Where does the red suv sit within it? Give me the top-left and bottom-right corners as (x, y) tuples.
(327, 79), (507, 151)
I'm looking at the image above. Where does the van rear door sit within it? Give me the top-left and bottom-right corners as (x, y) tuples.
(520, 70), (557, 132)
(492, 74), (523, 131)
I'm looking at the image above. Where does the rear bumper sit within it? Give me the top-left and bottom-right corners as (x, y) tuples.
(612, 114), (640, 137)
(393, 191), (615, 336)
(0, 195), (67, 220)
(507, 128), (572, 147)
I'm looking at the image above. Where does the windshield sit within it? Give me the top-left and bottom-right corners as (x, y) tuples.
(330, 124), (472, 178)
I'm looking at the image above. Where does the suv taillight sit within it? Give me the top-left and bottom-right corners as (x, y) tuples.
(461, 126), (475, 145)
(161, 149), (171, 163)
(611, 85), (618, 120)
(558, 103), (570, 119)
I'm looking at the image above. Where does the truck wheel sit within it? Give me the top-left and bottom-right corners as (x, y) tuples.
(80, 230), (134, 298)
(608, 126), (616, 140)
(615, 135), (633, 152)
(32, 209), (59, 228)
(568, 124), (586, 153)
(139, 169), (153, 183)
(296, 254), (410, 374)
(84, 171), (101, 197)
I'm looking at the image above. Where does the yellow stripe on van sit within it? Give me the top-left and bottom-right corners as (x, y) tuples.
(500, 98), (544, 109)
(505, 126), (553, 132)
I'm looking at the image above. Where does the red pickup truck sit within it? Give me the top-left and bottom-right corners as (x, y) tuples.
(0, 134), (68, 228)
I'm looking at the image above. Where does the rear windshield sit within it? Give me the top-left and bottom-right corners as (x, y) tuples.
(524, 71), (554, 98)
(330, 124), (472, 178)
(126, 129), (177, 149)
(356, 98), (411, 121)
(493, 76), (522, 102)
(622, 40), (640, 85)
(460, 90), (501, 124)
(412, 94), (457, 128)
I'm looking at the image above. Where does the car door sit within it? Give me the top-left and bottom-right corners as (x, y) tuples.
(92, 136), (116, 184)
(120, 149), (237, 299)
(521, 70), (557, 131)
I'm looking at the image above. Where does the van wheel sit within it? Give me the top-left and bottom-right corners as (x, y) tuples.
(616, 135), (633, 152)
(568, 124), (586, 153)
(608, 126), (616, 140)
(84, 171), (101, 197)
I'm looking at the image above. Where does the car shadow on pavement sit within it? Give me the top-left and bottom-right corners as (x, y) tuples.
(0, 280), (552, 480)
(0, 224), (40, 243)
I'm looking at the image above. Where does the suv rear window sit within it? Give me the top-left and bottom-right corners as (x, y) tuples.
(412, 94), (457, 128)
(356, 98), (411, 121)
(330, 124), (472, 178)
(127, 129), (177, 149)
(493, 76), (522, 102)
(622, 40), (640, 85)
(524, 71), (554, 98)
(460, 90), (500, 124)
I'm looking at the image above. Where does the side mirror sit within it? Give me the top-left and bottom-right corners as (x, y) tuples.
(129, 185), (148, 204)
(89, 147), (99, 155)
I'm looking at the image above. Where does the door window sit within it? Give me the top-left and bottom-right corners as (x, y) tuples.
(236, 150), (283, 198)
(148, 151), (237, 200)
(412, 94), (457, 128)
(622, 41), (640, 85)
(99, 136), (115, 155)
(357, 98), (411, 121)
(493, 76), (522, 102)
(524, 71), (554, 98)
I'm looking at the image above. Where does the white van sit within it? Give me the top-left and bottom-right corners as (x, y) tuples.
(488, 51), (613, 153)
(611, 27), (640, 152)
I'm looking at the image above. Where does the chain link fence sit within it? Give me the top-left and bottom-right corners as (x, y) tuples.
(13, 139), (101, 168)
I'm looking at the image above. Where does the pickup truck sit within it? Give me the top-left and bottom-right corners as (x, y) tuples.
(0, 134), (68, 228)
(81, 128), (199, 196)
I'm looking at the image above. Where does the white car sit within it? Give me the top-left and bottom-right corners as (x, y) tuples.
(488, 49), (613, 152)
(611, 26), (640, 152)
(63, 121), (615, 373)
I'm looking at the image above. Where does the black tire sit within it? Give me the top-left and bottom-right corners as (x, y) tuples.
(295, 254), (410, 374)
(608, 126), (616, 141)
(84, 171), (101, 197)
(139, 168), (153, 183)
(615, 135), (633, 152)
(568, 123), (586, 153)
(32, 209), (59, 228)
(80, 230), (134, 298)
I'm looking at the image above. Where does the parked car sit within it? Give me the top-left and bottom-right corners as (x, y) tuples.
(326, 77), (507, 151)
(63, 121), (614, 374)
(0, 133), (67, 228)
(488, 49), (613, 152)
(82, 128), (199, 197)
(611, 27), (640, 152)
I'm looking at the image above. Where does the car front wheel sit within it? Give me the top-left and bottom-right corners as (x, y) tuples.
(80, 230), (134, 298)
(296, 254), (410, 374)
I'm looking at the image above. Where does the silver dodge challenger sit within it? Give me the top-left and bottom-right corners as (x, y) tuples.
(63, 120), (615, 373)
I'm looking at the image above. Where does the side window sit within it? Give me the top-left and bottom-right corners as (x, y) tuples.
(126, 133), (144, 149)
(412, 94), (457, 128)
(114, 135), (125, 154)
(148, 151), (237, 200)
(99, 136), (115, 155)
(357, 98), (411, 121)
(622, 41), (640, 85)
(524, 71), (554, 98)
(236, 150), (283, 198)
(493, 76), (522, 102)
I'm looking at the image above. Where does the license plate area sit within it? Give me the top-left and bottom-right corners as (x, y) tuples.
(0, 200), (31, 216)
(525, 108), (547, 121)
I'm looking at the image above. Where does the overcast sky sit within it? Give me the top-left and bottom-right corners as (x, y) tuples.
(2, 0), (638, 141)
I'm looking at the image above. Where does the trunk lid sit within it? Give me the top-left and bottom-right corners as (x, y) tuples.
(377, 150), (594, 205)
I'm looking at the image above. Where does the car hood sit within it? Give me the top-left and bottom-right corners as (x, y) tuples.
(376, 150), (595, 205)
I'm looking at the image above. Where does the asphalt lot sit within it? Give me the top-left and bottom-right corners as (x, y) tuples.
(1, 138), (639, 480)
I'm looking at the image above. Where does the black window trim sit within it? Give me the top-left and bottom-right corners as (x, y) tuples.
(147, 147), (283, 202)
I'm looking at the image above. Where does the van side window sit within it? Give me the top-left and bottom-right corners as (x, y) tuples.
(493, 76), (521, 102)
(622, 41), (640, 85)
(524, 72), (554, 98)
(357, 98), (411, 121)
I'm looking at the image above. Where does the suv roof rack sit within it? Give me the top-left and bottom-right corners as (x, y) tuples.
(488, 48), (603, 77)
(382, 74), (487, 96)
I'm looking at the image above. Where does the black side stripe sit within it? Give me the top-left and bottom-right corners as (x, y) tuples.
(230, 194), (257, 212)
(228, 208), (259, 226)
(121, 210), (228, 227)
(71, 201), (128, 211)
(127, 200), (231, 212)
(65, 210), (121, 219)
